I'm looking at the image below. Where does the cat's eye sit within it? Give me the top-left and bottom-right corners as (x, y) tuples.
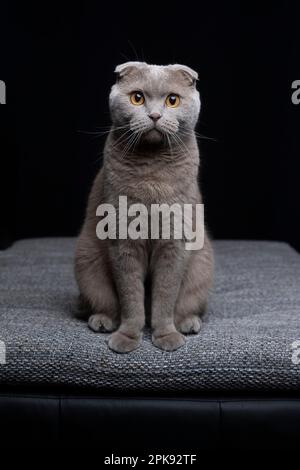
(166, 94), (180, 108)
(130, 91), (145, 106)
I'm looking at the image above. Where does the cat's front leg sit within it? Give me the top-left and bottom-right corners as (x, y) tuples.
(108, 241), (146, 353)
(151, 240), (186, 351)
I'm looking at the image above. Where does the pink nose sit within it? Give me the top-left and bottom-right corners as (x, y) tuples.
(149, 112), (161, 121)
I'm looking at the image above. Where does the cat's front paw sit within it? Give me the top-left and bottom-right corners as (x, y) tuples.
(88, 313), (118, 333)
(108, 331), (141, 353)
(152, 331), (186, 351)
(175, 315), (202, 334)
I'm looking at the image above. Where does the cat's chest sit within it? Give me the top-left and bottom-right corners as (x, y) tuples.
(126, 179), (176, 204)
(108, 169), (177, 202)
(105, 162), (195, 205)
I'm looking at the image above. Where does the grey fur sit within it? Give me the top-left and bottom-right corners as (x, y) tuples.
(75, 62), (214, 353)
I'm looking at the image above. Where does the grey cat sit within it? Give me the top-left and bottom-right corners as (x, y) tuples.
(75, 62), (214, 353)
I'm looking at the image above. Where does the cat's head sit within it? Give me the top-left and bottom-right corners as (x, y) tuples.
(109, 62), (200, 146)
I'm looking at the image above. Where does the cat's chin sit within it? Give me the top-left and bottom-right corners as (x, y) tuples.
(143, 128), (164, 144)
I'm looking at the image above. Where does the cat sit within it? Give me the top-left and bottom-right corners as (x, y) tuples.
(75, 62), (214, 353)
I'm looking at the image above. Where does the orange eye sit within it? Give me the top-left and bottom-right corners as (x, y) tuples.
(130, 91), (145, 106)
(166, 94), (180, 108)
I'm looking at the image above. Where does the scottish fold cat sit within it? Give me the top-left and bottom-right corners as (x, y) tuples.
(75, 62), (214, 353)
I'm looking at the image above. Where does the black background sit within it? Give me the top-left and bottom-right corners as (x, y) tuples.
(1, 1), (299, 250)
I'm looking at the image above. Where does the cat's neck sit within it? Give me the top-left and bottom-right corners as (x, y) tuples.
(105, 129), (199, 165)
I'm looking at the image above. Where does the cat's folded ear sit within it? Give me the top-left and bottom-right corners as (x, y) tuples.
(115, 61), (147, 81)
(168, 64), (198, 86)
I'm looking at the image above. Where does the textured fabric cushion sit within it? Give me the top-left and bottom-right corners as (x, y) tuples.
(0, 238), (300, 394)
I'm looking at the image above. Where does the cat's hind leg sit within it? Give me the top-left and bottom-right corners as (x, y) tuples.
(75, 238), (120, 333)
(174, 239), (213, 334)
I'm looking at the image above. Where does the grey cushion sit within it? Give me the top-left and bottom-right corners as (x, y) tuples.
(0, 238), (300, 393)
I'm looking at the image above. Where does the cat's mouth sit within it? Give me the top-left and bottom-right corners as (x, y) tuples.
(143, 127), (163, 143)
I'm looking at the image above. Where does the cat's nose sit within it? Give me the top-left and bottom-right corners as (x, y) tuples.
(148, 112), (161, 122)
